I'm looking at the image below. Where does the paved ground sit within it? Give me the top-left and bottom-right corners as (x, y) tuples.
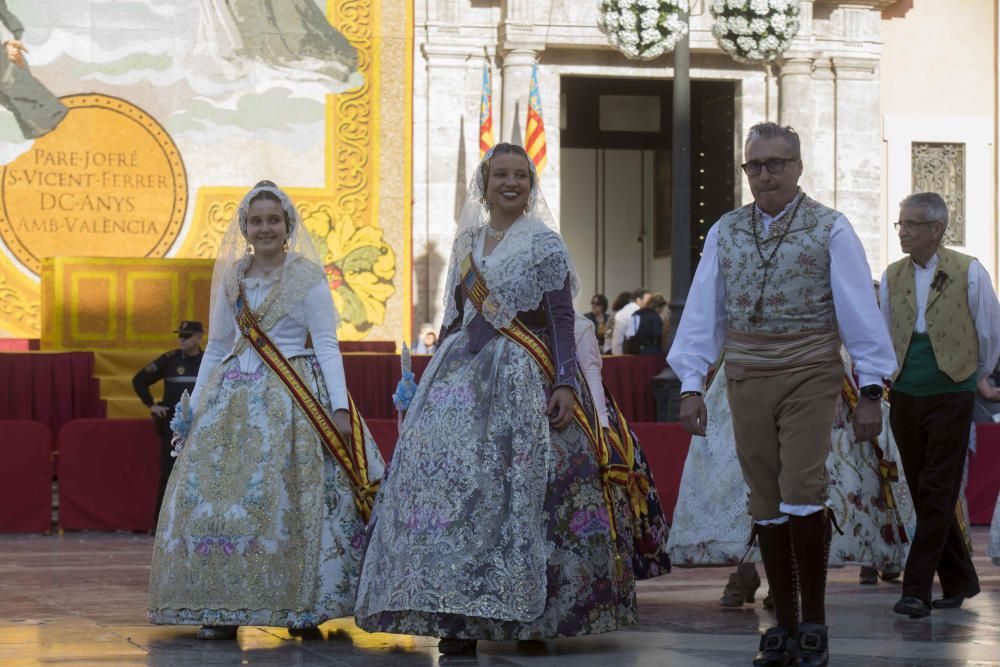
(1, 528), (998, 666)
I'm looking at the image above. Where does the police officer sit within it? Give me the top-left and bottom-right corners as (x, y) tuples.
(132, 321), (204, 525)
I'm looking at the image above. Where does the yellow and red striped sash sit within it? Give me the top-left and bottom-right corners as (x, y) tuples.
(603, 387), (650, 519)
(236, 285), (379, 521)
(460, 254), (621, 538)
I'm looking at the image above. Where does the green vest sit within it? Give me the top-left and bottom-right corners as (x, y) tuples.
(886, 247), (978, 388)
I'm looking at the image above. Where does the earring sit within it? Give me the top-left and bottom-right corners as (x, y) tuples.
(246, 241), (254, 255)
(282, 239), (289, 252)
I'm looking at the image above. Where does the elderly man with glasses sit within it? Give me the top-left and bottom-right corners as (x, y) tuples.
(132, 321), (205, 528)
(881, 193), (1000, 619)
(668, 122), (896, 667)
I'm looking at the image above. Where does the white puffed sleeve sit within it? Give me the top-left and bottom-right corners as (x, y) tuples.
(575, 317), (610, 428)
(304, 280), (350, 412)
(190, 313), (235, 413)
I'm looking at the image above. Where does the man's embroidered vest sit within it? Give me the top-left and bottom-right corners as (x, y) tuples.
(716, 195), (840, 334)
(886, 246), (977, 383)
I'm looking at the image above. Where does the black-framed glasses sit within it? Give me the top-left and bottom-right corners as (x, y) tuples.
(740, 158), (797, 176)
(893, 220), (935, 231)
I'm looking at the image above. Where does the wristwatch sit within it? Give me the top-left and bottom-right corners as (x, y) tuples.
(859, 384), (883, 401)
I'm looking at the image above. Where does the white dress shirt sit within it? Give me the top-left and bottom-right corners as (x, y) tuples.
(668, 199), (898, 393)
(574, 315), (610, 428)
(879, 253), (1000, 381)
(191, 276), (349, 413)
(611, 302), (639, 355)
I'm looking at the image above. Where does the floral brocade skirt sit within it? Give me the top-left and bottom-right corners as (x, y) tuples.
(147, 354), (384, 628)
(354, 330), (637, 640)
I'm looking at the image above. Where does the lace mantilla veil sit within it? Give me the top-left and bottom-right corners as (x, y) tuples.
(206, 182), (331, 343)
(441, 146), (580, 331)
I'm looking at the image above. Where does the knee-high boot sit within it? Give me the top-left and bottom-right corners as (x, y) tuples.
(789, 509), (833, 667)
(753, 521), (799, 666)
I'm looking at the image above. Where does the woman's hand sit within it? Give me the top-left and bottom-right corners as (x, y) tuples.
(5, 40), (26, 68)
(333, 409), (353, 443)
(547, 386), (575, 431)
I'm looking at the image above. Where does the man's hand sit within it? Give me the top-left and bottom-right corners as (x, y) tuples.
(333, 409), (353, 443)
(547, 386), (575, 431)
(5, 41), (26, 68)
(679, 395), (708, 436)
(150, 405), (170, 418)
(852, 397), (883, 443)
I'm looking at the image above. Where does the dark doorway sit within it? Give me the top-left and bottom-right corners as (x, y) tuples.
(560, 76), (736, 309)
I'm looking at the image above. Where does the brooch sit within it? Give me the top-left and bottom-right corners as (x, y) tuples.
(930, 269), (949, 293)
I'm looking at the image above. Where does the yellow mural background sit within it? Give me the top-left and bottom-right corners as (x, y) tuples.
(0, 0), (412, 345)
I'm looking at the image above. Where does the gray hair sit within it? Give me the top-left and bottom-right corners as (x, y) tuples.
(744, 122), (801, 159)
(900, 192), (949, 228)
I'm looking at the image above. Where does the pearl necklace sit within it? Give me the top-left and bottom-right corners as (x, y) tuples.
(485, 225), (506, 241)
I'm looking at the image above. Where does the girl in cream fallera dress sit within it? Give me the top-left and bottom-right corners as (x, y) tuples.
(148, 182), (384, 638)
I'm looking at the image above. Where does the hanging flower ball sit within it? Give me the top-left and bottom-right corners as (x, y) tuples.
(710, 0), (801, 64)
(597, 0), (690, 61)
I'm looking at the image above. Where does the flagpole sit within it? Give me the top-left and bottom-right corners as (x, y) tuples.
(654, 11), (690, 422)
(668, 15), (691, 347)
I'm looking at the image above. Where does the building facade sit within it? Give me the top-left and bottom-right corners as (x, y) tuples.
(411, 0), (998, 329)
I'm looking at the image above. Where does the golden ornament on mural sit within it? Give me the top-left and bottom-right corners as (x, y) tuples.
(0, 94), (188, 275)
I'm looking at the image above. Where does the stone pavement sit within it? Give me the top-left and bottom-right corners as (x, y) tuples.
(0, 528), (997, 666)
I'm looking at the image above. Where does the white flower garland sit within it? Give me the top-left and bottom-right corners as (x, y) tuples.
(597, 0), (689, 61)
(710, 0), (801, 64)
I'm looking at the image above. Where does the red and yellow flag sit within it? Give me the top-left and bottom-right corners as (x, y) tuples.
(479, 64), (495, 159)
(525, 64), (548, 174)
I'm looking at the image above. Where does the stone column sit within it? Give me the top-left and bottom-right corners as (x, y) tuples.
(810, 58), (836, 205)
(833, 56), (881, 267)
(416, 45), (474, 330)
(499, 0), (543, 142)
(499, 49), (537, 143)
(778, 56), (815, 192)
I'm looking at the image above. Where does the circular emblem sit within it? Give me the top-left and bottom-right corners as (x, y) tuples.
(0, 94), (188, 275)
(176, 366), (185, 375)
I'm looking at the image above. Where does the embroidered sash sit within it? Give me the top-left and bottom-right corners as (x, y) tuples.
(460, 254), (622, 540)
(603, 386), (650, 520)
(235, 284), (380, 521)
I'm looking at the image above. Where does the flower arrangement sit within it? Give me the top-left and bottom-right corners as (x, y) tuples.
(597, 0), (689, 61)
(709, 0), (801, 64)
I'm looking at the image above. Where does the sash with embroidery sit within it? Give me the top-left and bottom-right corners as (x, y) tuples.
(235, 283), (380, 521)
(460, 254), (625, 540)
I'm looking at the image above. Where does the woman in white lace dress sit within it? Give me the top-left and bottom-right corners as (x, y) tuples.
(667, 357), (912, 603)
(355, 145), (636, 655)
(148, 181), (384, 639)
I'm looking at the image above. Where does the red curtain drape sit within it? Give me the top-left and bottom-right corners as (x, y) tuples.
(57, 419), (159, 532)
(0, 352), (105, 437)
(0, 421), (52, 532)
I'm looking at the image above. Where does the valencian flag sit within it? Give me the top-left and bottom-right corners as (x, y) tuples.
(479, 63), (495, 158)
(526, 63), (548, 174)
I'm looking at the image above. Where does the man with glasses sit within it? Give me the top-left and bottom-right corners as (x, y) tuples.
(668, 122), (896, 667)
(881, 192), (1000, 618)
(132, 321), (205, 527)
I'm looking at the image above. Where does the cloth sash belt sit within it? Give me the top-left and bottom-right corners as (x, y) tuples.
(724, 328), (842, 379)
(235, 284), (380, 521)
(460, 254), (623, 540)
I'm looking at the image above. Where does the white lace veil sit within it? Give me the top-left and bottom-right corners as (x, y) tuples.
(207, 181), (329, 341)
(441, 144), (580, 331)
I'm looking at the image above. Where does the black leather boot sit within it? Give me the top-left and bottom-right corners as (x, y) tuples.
(790, 509), (833, 667)
(754, 522), (799, 666)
